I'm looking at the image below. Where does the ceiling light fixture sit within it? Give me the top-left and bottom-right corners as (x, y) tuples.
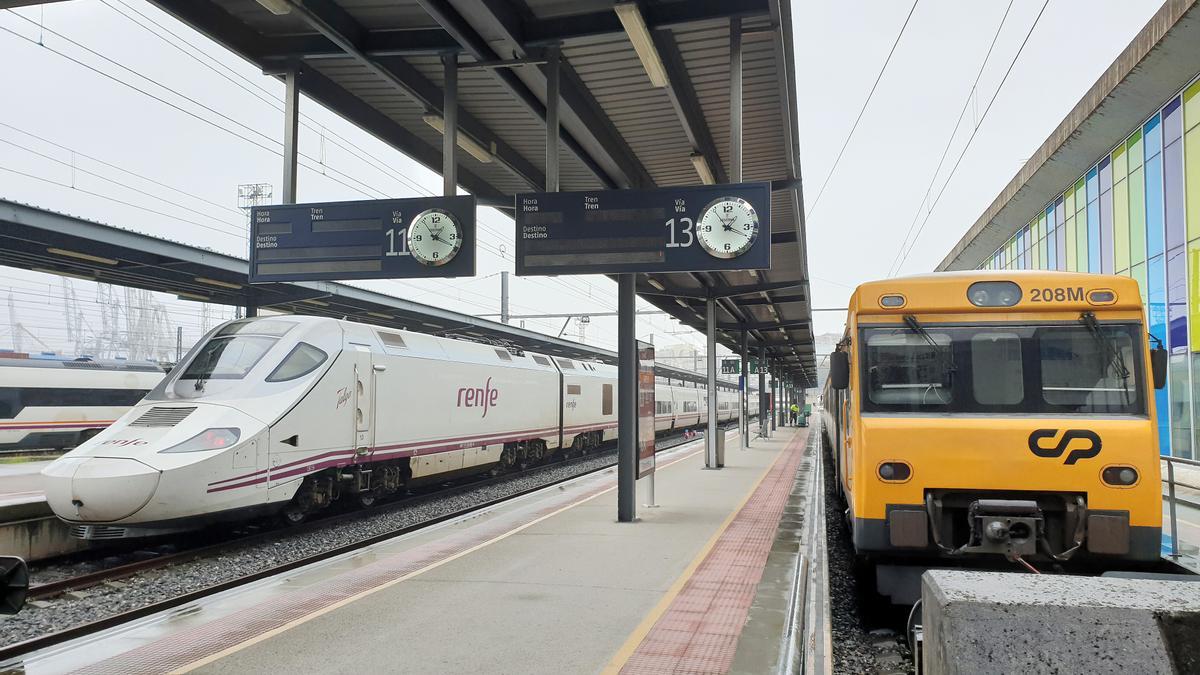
(194, 276), (243, 290)
(253, 0), (292, 16)
(614, 2), (669, 88)
(647, 278), (666, 291)
(689, 153), (715, 185)
(47, 247), (118, 266)
(422, 113), (494, 163)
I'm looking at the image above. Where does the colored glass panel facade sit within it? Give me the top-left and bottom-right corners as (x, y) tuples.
(981, 74), (1200, 459)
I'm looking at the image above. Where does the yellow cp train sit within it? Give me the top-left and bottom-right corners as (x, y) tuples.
(822, 271), (1166, 601)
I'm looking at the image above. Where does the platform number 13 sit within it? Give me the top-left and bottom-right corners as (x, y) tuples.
(666, 217), (694, 248)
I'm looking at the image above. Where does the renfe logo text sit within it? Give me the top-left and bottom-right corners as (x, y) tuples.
(458, 377), (499, 418)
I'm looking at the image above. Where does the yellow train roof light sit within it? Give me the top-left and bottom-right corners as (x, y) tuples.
(1088, 289), (1117, 306)
(967, 280), (1021, 307)
(879, 294), (906, 309)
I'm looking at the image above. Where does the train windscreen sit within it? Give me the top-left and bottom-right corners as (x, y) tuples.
(861, 323), (1144, 415)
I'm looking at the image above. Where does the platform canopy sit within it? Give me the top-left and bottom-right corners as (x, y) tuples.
(137, 0), (814, 386)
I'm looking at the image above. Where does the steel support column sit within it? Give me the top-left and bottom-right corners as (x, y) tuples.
(771, 362), (778, 431)
(740, 328), (749, 448)
(617, 273), (637, 522)
(545, 45), (560, 192)
(500, 270), (510, 323)
(442, 52), (457, 196)
(729, 17), (742, 183)
(705, 296), (718, 469)
(758, 344), (766, 438)
(282, 66), (300, 204)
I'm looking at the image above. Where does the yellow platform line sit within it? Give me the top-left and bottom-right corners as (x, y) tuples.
(170, 436), (722, 674)
(600, 429), (799, 674)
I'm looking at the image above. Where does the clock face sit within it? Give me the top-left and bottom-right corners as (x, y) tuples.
(407, 208), (462, 266)
(697, 197), (759, 259)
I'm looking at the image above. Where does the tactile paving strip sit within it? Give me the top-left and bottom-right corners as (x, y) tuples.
(620, 429), (810, 675)
(65, 451), (683, 675)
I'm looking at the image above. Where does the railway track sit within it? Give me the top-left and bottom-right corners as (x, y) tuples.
(0, 426), (731, 662)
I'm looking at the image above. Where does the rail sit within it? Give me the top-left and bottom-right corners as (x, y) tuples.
(1162, 454), (1200, 560)
(783, 416), (830, 675)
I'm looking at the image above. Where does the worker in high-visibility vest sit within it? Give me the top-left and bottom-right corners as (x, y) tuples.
(789, 403), (799, 425)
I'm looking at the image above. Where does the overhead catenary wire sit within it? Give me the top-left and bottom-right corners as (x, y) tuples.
(890, 0), (1052, 275)
(886, 0), (1017, 277)
(804, 0), (920, 221)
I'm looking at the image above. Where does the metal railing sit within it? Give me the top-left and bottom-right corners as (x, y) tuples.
(1163, 454), (1200, 559)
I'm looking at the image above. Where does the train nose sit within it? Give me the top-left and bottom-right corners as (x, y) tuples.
(42, 457), (160, 522)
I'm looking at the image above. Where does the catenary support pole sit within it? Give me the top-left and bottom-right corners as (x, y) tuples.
(758, 344), (767, 438)
(617, 274), (637, 522)
(500, 270), (510, 323)
(706, 296), (718, 468)
(442, 52), (457, 197)
(741, 329), (749, 448)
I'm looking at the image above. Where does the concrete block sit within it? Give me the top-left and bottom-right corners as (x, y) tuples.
(921, 569), (1200, 675)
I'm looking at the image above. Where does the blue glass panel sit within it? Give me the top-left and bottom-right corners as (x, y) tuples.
(1145, 114), (1162, 159)
(1165, 139), (1184, 251)
(1086, 166), (1099, 203)
(1100, 191), (1113, 274)
(1163, 96), (1182, 144)
(1148, 254), (1169, 454)
(1146, 152), (1165, 258)
(1099, 156), (1112, 194)
(1088, 199), (1101, 272)
(1047, 226), (1057, 269)
(1168, 246), (1187, 351)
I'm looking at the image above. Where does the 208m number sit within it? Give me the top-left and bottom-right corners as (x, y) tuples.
(1029, 287), (1083, 302)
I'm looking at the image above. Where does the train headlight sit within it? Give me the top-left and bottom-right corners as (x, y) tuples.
(877, 461), (912, 482)
(967, 281), (1021, 307)
(1101, 465), (1139, 487)
(160, 428), (241, 454)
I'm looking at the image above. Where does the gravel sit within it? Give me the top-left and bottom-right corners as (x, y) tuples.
(823, 437), (914, 675)
(0, 446), (634, 649)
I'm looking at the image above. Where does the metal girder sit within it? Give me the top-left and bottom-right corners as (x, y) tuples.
(278, 0), (546, 189)
(420, 0), (653, 189)
(674, 293), (807, 308)
(653, 29), (726, 185)
(717, 319), (808, 331)
(524, 0), (771, 46)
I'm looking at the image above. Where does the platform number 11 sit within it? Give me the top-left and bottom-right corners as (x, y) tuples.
(385, 228), (410, 256)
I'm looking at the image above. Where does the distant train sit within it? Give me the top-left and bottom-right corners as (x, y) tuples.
(0, 356), (163, 452)
(822, 271), (1165, 603)
(42, 316), (746, 539)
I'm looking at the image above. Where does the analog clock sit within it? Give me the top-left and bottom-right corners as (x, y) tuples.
(407, 208), (462, 266)
(696, 197), (760, 259)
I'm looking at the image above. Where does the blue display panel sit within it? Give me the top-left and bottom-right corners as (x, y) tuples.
(1148, 253), (1169, 455)
(249, 196), (477, 282)
(514, 182), (772, 276)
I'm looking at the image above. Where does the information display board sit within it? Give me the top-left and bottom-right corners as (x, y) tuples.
(721, 358), (740, 375)
(637, 340), (656, 479)
(250, 196), (476, 282)
(515, 182), (771, 276)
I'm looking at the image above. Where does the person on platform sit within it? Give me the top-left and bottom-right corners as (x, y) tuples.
(790, 403), (799, 425)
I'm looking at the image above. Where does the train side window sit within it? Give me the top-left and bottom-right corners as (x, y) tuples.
(533, 356), (551, 366)
(0, 389), (18, 419)
(567, 384), (582, 395)
(602, 384), (613, 415)
(971, 333), (1024, 405)
(266, 343), (328, 382)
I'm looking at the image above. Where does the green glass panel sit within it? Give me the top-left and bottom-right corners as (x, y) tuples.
(1112, 144), (1128, 180)
(1128, 129), (1143, 168)
(1185, 78), (1200, 132)
(1133, 261), (1148, 305)
(1063, 187), (1074, 214)
(1065, 215), (1077, 271)
(1187, 242), (1200, 351)
(1187, 127), (1200, 242)
(1130, 166), (1147, 264)
(1114, 178), (1130, 271)
(1076, 204), (1088, 270)
(1075, 178), (1086, 208)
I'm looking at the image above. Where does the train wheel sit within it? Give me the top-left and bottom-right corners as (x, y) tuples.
(279, 502), (307, 526)
(357, 491), (378, 508)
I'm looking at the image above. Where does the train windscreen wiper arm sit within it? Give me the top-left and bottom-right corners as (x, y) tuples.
(903, 314), (957, 377)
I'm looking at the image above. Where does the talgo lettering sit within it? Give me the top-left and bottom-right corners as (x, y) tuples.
(458, 377), (499, 418)
(1028, 429), (1101, 465)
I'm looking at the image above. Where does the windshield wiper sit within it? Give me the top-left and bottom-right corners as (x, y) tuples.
(903, 314), (957, 378)
(1080, 311), (1131, 382)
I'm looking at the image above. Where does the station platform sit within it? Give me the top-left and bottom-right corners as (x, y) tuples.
(5, 426), (813, 675)
(0, 460), (49, 508)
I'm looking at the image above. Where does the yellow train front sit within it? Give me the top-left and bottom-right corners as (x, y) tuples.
(823, 271), (1165, 586)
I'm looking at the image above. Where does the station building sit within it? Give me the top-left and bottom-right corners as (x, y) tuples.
(940, 1), (1200, 459)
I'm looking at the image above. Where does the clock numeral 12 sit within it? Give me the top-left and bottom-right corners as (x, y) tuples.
(665, 217), (694, 248)
(385, 228), (410, 257)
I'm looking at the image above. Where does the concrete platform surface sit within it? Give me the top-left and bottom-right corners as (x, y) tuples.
(922, 569), (1200, 675)
(0, 460), (49, 505)
(4, 427), (810, 675)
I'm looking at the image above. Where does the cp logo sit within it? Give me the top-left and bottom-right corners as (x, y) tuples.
(1027, 429), (1101, 465)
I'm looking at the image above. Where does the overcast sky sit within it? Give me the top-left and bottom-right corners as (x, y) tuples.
(0, 0), (1164, 359)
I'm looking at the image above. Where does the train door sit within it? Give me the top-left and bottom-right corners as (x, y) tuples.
(350, 346), (377, 455)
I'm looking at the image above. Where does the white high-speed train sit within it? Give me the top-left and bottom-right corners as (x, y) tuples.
(42, 316), (744, 539)
(0, 357), (163, 452)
